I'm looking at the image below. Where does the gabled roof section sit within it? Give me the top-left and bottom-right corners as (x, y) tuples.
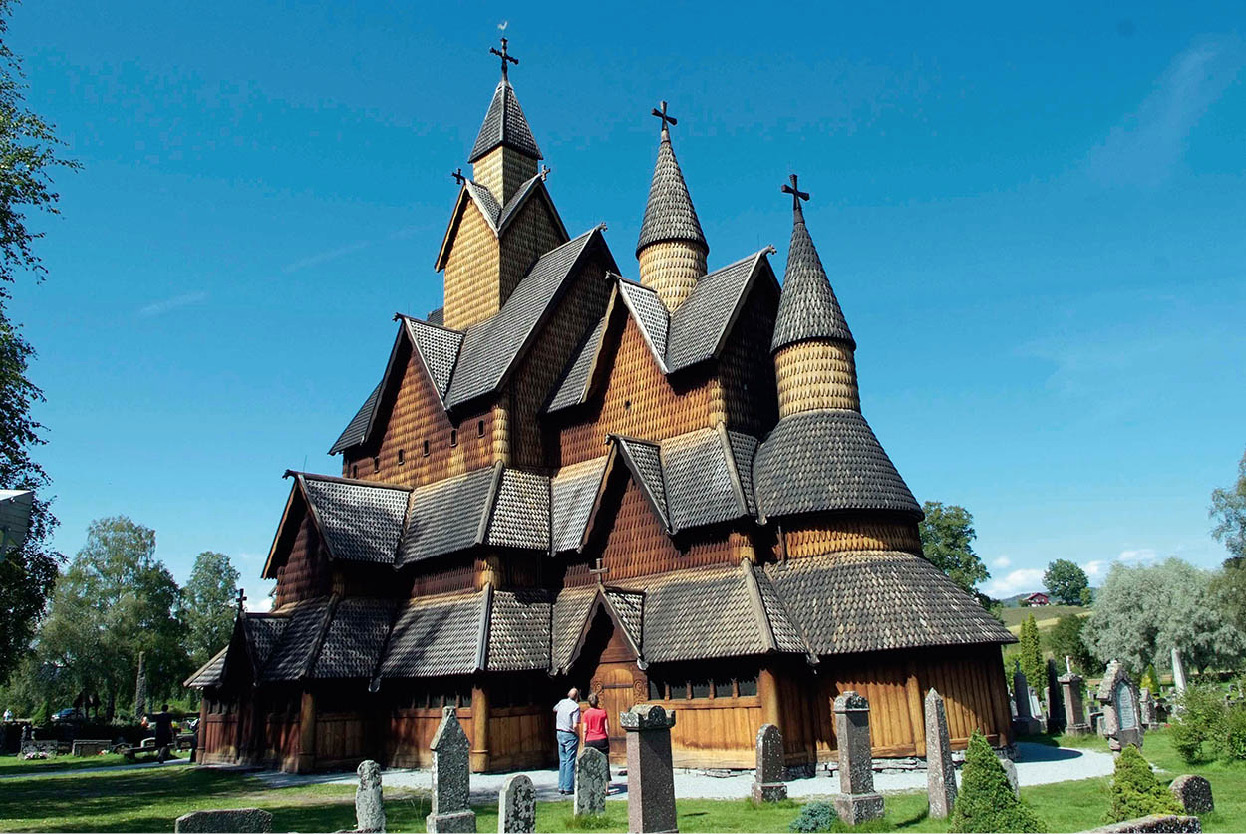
(661, 426), (755, 533)
(380, 591), (487, 679)
(553, 585), (646, 675)
(398, 464), (502, 567)
(404, 316), (464, 397)
(611, 435), (669, 532)
(637, 128), (707, 256)
(184, 646), (228, 688)
(295, 473), (410, 565)
(550, 455), (611, 554)
(616, 279), (669, 362)
(468, 79), (542, 163)
(753, 409), (921, 522)
(487, 589), (553, 673)
(241, 615), (288, 675)
(329, 382), (382, 455)
(261, 597), (334, 682)
(771, 202), (855, 353)
(435, 175), (568, 271)
(445, 226), (616, 409)
(311, 598), (397, 680)
(544, 313), (608, 415)
(486, 469), (551, 551)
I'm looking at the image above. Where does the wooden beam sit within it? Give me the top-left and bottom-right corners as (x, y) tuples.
(296, 689), (316, 773)
(905, 659), (926, 753)
(470, 683), (490, 773)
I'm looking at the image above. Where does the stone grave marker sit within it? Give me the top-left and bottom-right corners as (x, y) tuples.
(574, 746), (608, 817)
(1046, 658), (1066, 734)
(356, 759), (386, 833)
(924, 689), (957, 819)
(498, 774), (535, 834)
(1012, 663), (1042, 735)
(72, 739), (110, 757)
(1096, 661), (1143, 752)
(1059, 663), (1092, 735)
(1169, 774), (1213, 815)
(1171, 648), (1188, 693)
(751, 723), (787, 803)
(998, 755), (1020, 799)
(621, 704), (678, 833)
(427, 707), (476, 833)
(1139, 688), (1158, 729)
(173, 809), (272, 833)
(832, 691), (884, 825)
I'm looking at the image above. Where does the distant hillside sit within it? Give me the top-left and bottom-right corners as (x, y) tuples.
(1001, 604), (1090, 631)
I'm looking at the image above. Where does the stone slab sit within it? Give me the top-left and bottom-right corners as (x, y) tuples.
(833, 792), (884, 825)
(426, 810), (477, 834)
(1169, 775), (1213, 815)
(174, 809), (273, 833)
(1092, 814), (1201, 833)
(498, 774), (535, 834)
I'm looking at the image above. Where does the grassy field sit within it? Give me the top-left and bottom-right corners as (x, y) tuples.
(0, 751), (174, 776)
(0, 729), (1240, 832)
(1000, 605), (1088, 631)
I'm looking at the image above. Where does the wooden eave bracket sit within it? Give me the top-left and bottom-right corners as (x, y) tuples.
(474, 582), (494, 673)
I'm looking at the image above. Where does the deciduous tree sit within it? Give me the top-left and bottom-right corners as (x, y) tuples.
(1043, 558), (1089, 606)
(181, 551), (239, 668)
(1210, 447), (1246, 561)
(919, 501), (991, 602)
(1047, 614), (1095, 675)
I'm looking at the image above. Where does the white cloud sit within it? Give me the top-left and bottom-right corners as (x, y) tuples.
(983, 568), (1045, 598)
(137, 290), (208, 317)
(245, 593), (273, 614)
(1082, 559), (1107, 580)
(1118, 548), (1158, 564)
(992, 556), (1012, 569)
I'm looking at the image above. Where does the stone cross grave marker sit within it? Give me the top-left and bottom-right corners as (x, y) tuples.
(1059, 669), (1091, 735)
(1096, 660), (1143, 752)
(173, 809), (272, 833)
(427, 707), (476, 833)
(356, 759), (386, 833)
(832, 691), (884, 825)
(752, 723), (787, 803)
(574, 746), (608, 817)
(924, 689), (957, 819)
(498, 773), (535, 834)
(621, 704), (678, 833)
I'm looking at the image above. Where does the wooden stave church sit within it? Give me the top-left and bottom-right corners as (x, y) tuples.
(186, 43), (1017, 774)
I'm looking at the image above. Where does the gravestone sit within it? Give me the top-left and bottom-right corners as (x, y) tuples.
(134, 651), (148, 720)
(1169, 774), (1214, 815)
(1171, 648), (1188, 693)
(924, 689), (957, 819)
(1139, 689), (1158, 729)
(71, 739), (110, 757)
(1096, 660), (1143, 752)
(751, 723), (787, 803)
(1046, 658), (1066, 734)
(997, 754), (1021, 799)
(1060, 667), (1092, 735)
(1012, 664), (1042, 735)
(173, 809), (272, 833)
(427, 707), (476, 833)
(498, 774), (535, 834)
(356, 759), (386, 833)
(1029, 692), (1046, 731)
(620, 704), (678, 833)
(574, 746), (608, 817)
(832, 691), (885, 825)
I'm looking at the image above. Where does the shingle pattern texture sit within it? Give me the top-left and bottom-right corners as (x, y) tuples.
(184, 647), (228, 688)
(603, 589), (644, 649)
(464, 179), (503, 224)
(313, 598), (397, 679)
(329, 382), (382, 454)
(754, 409), (921, 520)
(771, 208), (855, 352)
(613, 437), (668, 530)
(380, 593), (485, 678)
(545, 314), (607, 414)
(726, 432), (759, 515)
(262, 598), (332, 682)
(636, 132), (707, 256)
(243, 616), (288, 671)
(551, 586), (597, 673)
(302, 476), (409, 564)
(468, 79), (542, 162)
(661, 428), (748, 533)
(753, 570), (809, 655)
(487, 589), (552, 672)
(487, 469), (551, 550)
(639, 565), (777, 663)
(550, 455), (610, 554)
(399, 466), (497, 566)
(764, 551), (1016, 655)
(462, 175), (549, 237)
(405, 317), (463, 397)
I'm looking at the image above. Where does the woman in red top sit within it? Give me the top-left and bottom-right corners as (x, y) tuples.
(581, 692), (610, 762)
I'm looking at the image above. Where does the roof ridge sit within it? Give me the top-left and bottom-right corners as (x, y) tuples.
(285, 470), (411, 492)
(468, 78), (542, 163)
(740, 558), (777, 653)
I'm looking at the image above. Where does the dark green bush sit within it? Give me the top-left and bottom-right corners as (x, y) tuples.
(789, 801), (837, 833)
(1171, 684), (1227, 763)
(1106, 746), (1182, 823)
(948, 730), (1044, 833)
(1214, 705), (1246, 762)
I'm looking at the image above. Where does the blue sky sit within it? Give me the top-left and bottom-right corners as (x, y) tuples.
(8, 1), (1245, 605)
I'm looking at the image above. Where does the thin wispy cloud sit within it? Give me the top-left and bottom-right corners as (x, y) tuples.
(992, 555), (1012, 568)
(282, 240), (374, 274)
(137, 290), (209, 317)
(983, 567), (1045, 598)
(1086, 35), (1245, 188)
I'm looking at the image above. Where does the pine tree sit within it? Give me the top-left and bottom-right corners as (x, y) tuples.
(1106, 746), (1181, 822)
(948, 731), (1044, 833)
(1018, 614), (1047, 696)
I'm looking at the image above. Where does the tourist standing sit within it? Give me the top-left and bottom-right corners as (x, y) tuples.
(553, 688), (581, 795)
(2, 708), (12, 722)
(582, 692), (609, 758)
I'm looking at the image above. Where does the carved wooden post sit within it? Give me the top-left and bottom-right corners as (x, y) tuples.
(470, 684), (490, 773)
(296, 690), (317, 773)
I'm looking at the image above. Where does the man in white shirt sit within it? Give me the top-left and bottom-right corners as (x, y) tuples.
(553, 688), (581, 795)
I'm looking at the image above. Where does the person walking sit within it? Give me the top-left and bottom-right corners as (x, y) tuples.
(581, 691), (610, 781)
(553, 688), (581, 795)
(151, 704), (174, 763)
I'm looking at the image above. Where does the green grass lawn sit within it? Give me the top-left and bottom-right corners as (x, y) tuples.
(0, 729), (1241, 832)
(0, 751), (175, 776)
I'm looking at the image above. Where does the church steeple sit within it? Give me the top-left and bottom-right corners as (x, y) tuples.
(771, 175), (860, 416)
(636, 101), (708, 312)
(468, 37), (542, 204)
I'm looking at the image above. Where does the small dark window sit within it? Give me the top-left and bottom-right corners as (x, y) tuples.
(737, 675), (758, 697)
(398, 449), (405, 465)
(692, 679), (712, 699)
(624, 399), (632, 410)
(450, 429), (458, 447)
(714, 677), (734, 699)
(423, 440), (430, 457)
(372, 456), (380, 473)
(477, 419), (485, 438)
(669, 680), (688, 700)
(649, 679), (664, 700)
(351, 465), (358, 478)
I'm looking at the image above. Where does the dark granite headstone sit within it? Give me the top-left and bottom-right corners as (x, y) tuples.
(574, 746), (608, 817)
(1169, 775), (1213, 815)
(751, 723), (787, 803)
(621, 704), (678, 833)
(832, 691), (884, 824)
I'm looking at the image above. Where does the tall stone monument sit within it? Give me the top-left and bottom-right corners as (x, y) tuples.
(133, 651), (148, 719)
(498, 774), (535, 834)
(1171, 648), (1188, 693)
(574, 746), (608, 817)
(924, 689), (957, 819)
(427, 707), (476, 833)
(356, 759), (386, 833)
(751, 723), (787, 803)
(620, 704), (678, 834)
(1096, 660), (1143, 752)
(1045, 658), (1066, 734)
(1058, 659), (1091, 735)
(832, 691), (884, 825)
(1011, 663), (1042, 735)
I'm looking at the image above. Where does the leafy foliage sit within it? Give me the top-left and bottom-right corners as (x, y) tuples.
(948, 730), (1044, 833)
(181, 552), (239, 669)
(1106, 746), (1182, 822)
(1211, 447), (1246, 562)
(788, 801), (837, 833)
(1170, 685), (1226, 763)
(1046, 614), (1095, 676)
(1017, 614), (1047, 696)
(1082, 557), (1245, 676)
(919, 501), (991, 601)
(1043, 559), (1089, 606)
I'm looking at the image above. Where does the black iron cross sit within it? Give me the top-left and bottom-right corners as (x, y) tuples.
(490, 37), (518, 80)
(651, 101), (677, 132)
(236, 587), (247, 612)
(781, 173), (810, 212)
(451, 167), (465, 185)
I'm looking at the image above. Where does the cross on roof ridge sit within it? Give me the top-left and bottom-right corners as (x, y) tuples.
(781, 173), (810, 214)
(451, 168), (465, 185)
(651, 100), (678, 134)
(490, 37), (518, 80)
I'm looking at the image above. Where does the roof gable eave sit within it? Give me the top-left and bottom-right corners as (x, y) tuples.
(614, 277), (671, 373)
(435, 188), (473, 272)
(665, 248), (777, 375)
(558, 587), (645, 674)
(329, 320), (412, 456)
(262, 478), (310, 580)
(609, 435), (671, 534)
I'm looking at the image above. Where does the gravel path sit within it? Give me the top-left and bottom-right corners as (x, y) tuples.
(258, 741), (1115, 802)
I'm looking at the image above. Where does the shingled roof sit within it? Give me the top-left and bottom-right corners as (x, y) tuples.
(487, 589), (553, 672)
(312, 598), (397, 679)
(753, 409), (921, 521)
(436, 176), (568, 271)
(380, 592), (487, 678)
(550, 455), (610, 554)
(298, 474), (409, 565)
(765, 551), (1016, 655)
(262, 598), (333, 682)
(771, 200), (855, 353)
(399, 465), (501, 566)
(468, 79), (542, 163)
(184, 646), (228, 688)
(636, 128), (707, 256)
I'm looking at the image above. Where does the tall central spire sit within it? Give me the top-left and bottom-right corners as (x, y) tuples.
(468, 37), (542, 204)
(636, 101), (708, 312)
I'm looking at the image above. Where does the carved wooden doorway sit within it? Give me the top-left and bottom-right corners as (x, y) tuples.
(590, 664), (640, 765)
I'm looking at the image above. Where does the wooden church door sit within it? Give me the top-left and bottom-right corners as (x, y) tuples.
(591, 665), (640, 765)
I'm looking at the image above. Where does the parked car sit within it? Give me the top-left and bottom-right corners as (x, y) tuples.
(50, 708), (82, 723)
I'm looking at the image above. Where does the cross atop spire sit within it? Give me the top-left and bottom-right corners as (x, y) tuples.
(782, 173), (810, 214)
(236, 587), (247, 613)
(490, 37), (518, 81)
(651, 101), (678, 135)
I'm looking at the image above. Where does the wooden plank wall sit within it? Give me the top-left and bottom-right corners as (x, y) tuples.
(487, 706), (554, 771)
(314, 712), (370, 768)
(388, 708), (474, 769)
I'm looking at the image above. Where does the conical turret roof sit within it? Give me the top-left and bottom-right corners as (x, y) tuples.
(636, 129), (708, 257)
(771, 202), (854, 352)
(468, 79), (542, 163)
